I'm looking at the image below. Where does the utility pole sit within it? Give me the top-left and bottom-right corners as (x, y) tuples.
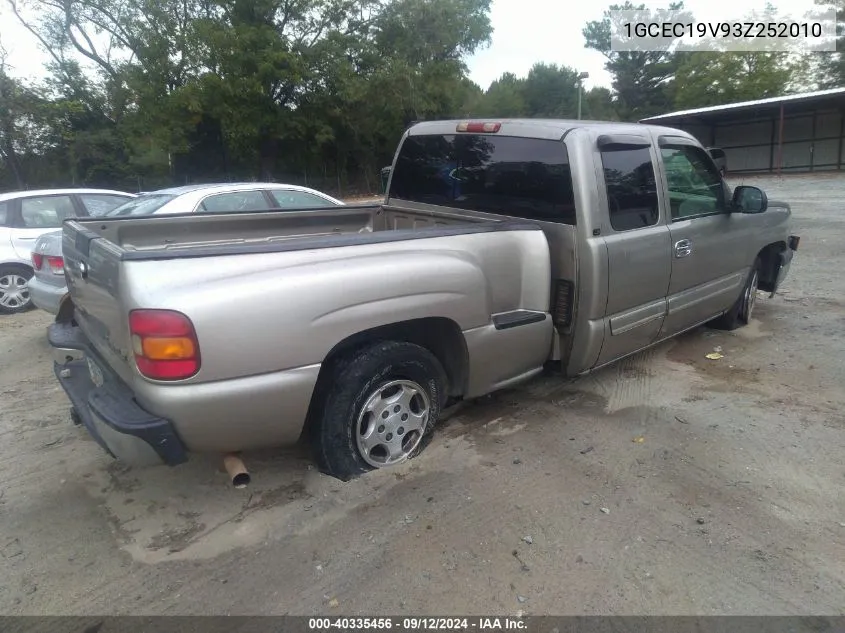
(576, 71), (589, 120)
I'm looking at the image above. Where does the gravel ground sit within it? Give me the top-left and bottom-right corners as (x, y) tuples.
(0, 175), (843, 616)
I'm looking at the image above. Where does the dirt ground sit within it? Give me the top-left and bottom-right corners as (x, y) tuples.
(1, 175), (843, 616)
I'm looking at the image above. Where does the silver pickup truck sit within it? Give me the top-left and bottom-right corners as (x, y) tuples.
(49, 119), (799, 482)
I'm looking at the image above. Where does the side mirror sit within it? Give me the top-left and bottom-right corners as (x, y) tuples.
(732, 185), (767, 214)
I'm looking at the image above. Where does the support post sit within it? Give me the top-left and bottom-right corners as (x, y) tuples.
(810, 111), (817, 171)
(769, 117), (776, 172)
(776, 104), (785, 176)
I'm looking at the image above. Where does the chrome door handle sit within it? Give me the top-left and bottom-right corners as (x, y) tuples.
(75, 260), (89, 279)
(674, 239), (692, 258)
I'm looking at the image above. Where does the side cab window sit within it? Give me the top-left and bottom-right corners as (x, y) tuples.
(598, 135), (660, 232)
(659, 141), (726, 220)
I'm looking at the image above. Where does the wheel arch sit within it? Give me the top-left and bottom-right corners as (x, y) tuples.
(301, 317), (469, 441)
(322, 316), (468, 398)
(0, 261), (34, 275)
(756, 241), (787, 293)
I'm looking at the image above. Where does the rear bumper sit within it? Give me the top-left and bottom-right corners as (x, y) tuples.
(28, 275), (67, 315)
(48, 322), (187, 467)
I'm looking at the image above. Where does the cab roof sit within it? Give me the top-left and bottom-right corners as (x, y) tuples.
(406, 118), (689, 141)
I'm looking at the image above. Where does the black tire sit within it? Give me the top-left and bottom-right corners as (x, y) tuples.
(311, 340), (447, 481)
(710, 257), (761, 331)
(0, 264), (34, 315)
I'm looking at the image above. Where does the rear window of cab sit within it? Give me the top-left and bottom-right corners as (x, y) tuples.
(390, 134), (577, 225)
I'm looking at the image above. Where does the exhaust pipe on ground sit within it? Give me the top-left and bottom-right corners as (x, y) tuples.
(223, 453), (251, 488)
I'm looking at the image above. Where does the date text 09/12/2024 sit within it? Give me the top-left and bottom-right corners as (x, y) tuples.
(308, 618), (527, 631)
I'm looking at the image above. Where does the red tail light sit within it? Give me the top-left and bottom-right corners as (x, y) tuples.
(128, 309), (201, 380)
(46, 256), (64, 275)
(30, 253), (63, 275)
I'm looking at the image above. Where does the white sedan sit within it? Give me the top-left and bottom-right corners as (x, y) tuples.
(27, 182), (345, 316)
(107, 182), (344, 217)
(1, 188), (135, 314)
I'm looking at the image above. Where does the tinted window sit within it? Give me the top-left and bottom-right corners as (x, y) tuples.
(108, 194), (178, 217)
(390, 134), (576, 224)
(270, 189), (336, 208)
(0, 201), (7, 226)
(661, 145), (725, 220)
(200, 191), (270, 213)
(80, 193), (133, 217)
(20, 195), (76, 228)
(600, 147), (659, 231)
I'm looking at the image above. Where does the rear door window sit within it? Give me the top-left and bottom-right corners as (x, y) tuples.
(79, 193), (133, 217)
(199, 191), (271, 213)
(108, 194), (178, 216)
(0, 201), (8, 226)
(390, 134), (577, 224)
(599, 146), (659, 231)
(20, 195), (77, 228)
(270, 189), (336, 208)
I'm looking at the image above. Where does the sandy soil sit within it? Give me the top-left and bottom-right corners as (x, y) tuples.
(0, 175), (843, 615)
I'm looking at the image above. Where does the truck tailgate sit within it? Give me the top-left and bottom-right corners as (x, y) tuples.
(62, 223), (136, 385)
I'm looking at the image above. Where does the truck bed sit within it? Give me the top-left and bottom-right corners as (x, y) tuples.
(69, 203), (504, 259)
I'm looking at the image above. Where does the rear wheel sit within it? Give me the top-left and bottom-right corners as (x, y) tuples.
(0, 265), (34, 314)
(710, 257), (760, 330)
(311, 341), (447, 481)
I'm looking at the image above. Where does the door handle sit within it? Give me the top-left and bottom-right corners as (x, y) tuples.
(674, 239), (692, 258)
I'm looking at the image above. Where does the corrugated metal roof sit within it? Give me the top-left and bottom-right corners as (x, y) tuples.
(640, 87), (845, 123)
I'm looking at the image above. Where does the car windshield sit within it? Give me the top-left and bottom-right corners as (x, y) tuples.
(106, 194), (178, 216)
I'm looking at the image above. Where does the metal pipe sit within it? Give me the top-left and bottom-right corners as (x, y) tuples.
(577, 82), (583, 120)
(223, 453), (250, 488)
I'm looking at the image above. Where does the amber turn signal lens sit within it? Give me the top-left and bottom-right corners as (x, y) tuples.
(141, 337), (196, 360)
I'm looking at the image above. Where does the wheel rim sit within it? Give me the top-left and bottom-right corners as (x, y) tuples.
(0, 274), (31, 309)
(744, 269), (759, 321)
(355, 379), (431, 468)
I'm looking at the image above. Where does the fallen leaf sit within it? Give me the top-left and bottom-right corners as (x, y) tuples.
(632, 436), (645, 444)
(705, 352), (724, 360)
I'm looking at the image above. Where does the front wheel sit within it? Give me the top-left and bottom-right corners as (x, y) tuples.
(0, 265), (34, 315)
(311, 341), (447, 481)
(710, 257), (760, 330)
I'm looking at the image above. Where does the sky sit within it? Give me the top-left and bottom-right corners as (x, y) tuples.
(0, 0), (826, 92)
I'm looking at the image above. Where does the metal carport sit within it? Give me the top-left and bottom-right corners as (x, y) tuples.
(640, 88), (845, 175)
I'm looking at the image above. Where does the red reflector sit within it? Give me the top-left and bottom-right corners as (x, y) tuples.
(456, 121), (501, 133)
(128, 309), (200, 380)
(135, 357), (199, 380)
(45, 256), (64, 275)
(32, 253), (43, 270)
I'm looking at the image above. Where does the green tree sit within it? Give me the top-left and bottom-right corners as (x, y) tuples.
(673, 53), (793, 109)
(583, 87), (618, 120)
(583, 2), (690, 120)
(814, 0), (845, 88)
(521, 63), (581, 118)
(471, 72), (527, 117)
(5, 0), (494, 192)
